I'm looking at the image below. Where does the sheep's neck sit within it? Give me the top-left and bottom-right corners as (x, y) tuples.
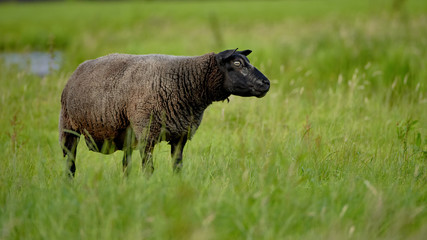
(204, 53), (230, 102)
(178, 53), (229, 112)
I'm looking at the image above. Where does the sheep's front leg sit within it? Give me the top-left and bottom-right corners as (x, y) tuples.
(170, 136), (187, 173)
(131, 116), (156, 175)
(140, 142), (154, 175)
(122, 149), (132, 176)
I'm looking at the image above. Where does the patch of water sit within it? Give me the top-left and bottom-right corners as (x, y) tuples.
(0, 51), (62, 77)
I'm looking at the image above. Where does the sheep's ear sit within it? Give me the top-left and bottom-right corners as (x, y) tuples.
(216, 49), (238, 62)
(239, 50), (252, 56)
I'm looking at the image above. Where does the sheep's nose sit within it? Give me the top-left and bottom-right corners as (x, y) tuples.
(262, 78), (270, 85)
(255, 79), (270, 92)
(256, 78), (270, 87)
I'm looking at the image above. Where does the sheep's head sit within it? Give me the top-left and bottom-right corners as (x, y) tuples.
(215, 49), (270, 98)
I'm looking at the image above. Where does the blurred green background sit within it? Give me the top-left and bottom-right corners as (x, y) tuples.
(0, 0), (426, 239)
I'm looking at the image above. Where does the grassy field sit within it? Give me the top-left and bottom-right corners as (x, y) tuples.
(1, 0), (426, 239)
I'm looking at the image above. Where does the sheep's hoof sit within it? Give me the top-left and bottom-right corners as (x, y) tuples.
(173, 163), (183, 173)
(123, 166), (132, 177)
(141, 165), (154, 177)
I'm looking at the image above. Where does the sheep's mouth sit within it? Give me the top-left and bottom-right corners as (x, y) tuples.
(230, 83), (269, 98)
(255, 91), (268, 98)
(253, 84), (270, 98)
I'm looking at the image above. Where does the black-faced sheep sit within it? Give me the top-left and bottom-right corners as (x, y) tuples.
(59, 49), (270, 177)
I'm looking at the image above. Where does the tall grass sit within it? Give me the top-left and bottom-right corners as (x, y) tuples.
(1, 1), (426, 239)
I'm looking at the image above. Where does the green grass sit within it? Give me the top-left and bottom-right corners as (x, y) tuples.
(1, 0), (426, 239)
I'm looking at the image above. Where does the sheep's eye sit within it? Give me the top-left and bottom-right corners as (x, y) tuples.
(233, 61), (241, 67)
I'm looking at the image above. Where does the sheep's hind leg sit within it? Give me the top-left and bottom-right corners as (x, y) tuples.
(122, 128), (134, 176)
(170, 136), (187, 173)
(61, 132), (80, 178)
(122, 148), (132, 176)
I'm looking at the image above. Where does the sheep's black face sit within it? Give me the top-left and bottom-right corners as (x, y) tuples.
(216, 49), (270, 98)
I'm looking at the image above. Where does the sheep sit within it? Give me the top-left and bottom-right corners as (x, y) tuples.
(59, 49), (270, 177)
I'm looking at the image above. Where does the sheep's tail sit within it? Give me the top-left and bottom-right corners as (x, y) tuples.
(58, 108), (65, 144)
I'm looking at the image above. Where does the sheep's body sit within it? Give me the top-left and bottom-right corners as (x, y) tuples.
(60, 50), (270, 176)
(61, 53), (225, 151)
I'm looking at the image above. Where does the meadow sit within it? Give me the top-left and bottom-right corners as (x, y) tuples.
(0, 0), (426, 239)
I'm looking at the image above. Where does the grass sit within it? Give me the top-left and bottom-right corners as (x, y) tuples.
(0, 0), (426, 239)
